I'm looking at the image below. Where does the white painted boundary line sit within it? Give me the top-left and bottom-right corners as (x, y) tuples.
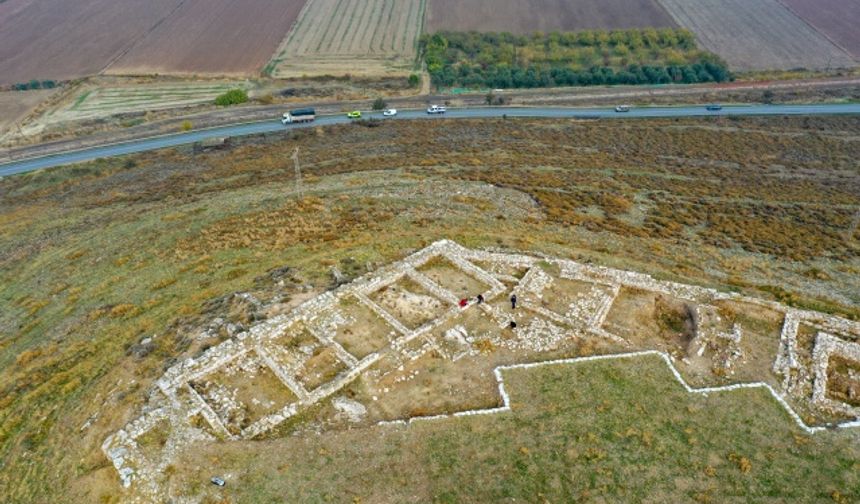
(378, 350), (860, 434)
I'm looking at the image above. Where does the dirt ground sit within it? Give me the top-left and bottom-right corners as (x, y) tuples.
(425, 0), (676, 33)
(779, 0), (860, 60)
(659, 0), (855, 71)
(0, 89), (57, 133)
(106, 0), (306, 76)
(0, 0), (183, 85)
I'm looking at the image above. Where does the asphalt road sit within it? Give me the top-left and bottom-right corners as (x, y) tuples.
(2, 103), (859, 177)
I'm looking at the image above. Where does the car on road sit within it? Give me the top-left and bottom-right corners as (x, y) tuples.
(347, 111), (362, 119)
(427, 105), (446, 114)
(614, 105), (631, 113)
(706, 104), (723, 111)
(382, 108), (397, 117)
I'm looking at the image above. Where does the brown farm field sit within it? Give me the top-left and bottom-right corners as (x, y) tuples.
(0, 89), (57, 134)
(106, 0), (306, 76)
(0, 0), (183, 85)
(658, 0), (856, 71)
(268, 0), (425, 78)
(779, 0), (860, 60)
(425, 0), (676, 34)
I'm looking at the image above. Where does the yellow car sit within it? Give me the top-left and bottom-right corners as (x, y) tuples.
(347, 111), (362, 119)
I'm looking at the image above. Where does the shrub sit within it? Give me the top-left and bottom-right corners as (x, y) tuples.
(214, 88), (249, 107)
(372, 97), (387, 110)
(408, 74), (420, 87)
(181, 120), (193, 131)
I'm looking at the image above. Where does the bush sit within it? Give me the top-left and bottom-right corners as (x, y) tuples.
(181, 120), (193, 131)
(214, 88), (249, 107)
(408, 74), (420, 87)
(372, 97), (387, 110)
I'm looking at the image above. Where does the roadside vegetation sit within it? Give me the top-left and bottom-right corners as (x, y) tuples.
(422, 29), (731, 89)
(214, 88), (249, 107)
(0, 115), (857, 502)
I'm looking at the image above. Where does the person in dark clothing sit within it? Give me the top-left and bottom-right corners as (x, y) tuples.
(477, 294), (484, 304)
(509, 320), (517, 329)
(510, 294), (517, 309)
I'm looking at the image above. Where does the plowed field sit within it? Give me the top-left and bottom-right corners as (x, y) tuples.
(779, 0), (860, 60)
(658, 0), (855, 70)
(425, 0), (676, 33)
(268, 0), (425, 78)
(107, 0), (306, 76)
(0, 0), (182, 85)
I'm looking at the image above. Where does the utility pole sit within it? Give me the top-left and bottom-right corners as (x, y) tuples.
(291, 147), (303, 198)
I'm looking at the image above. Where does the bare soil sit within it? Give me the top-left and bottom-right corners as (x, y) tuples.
(0, 89), (56, 133)
(426, 0), (676, 33)
(714, 300), (785, 384)
(0, 0), (183, 85)
(296, 346), (348, 391)
(603, 287), (695, 354)
(659, 0), (855, 70)
(370, 278), (449, 330)
(417, 257), (490, 299)
(779, 0), (860, 60)
(107, 0), (306, 76)
(333, 297), (397, 360)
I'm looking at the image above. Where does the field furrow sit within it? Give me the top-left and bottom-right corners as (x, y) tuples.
(657, 0), (856, 70)
(425, 0), (676, 34)
(269, 0), (424, 78)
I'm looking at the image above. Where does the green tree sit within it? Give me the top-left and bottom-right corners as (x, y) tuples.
(408, 74), (420, 87)
(214, 89), (248, 107)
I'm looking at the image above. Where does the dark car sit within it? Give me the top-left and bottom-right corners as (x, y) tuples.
(706, 104), (723, 111)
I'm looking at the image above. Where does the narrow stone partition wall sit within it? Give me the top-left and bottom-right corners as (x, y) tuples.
(104, 240), (860, 495)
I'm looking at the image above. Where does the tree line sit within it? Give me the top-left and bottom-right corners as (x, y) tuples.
(11, 80), (58, 91)
(422, 30), (731, 89)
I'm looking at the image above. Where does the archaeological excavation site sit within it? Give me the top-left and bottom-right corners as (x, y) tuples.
(104, 240), (860, 499)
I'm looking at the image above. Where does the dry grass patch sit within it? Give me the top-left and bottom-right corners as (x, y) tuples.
(332, 297), (396, 360)
(190, 353), (299, 435)
(714, 300), (785, 383)
(417, 256), (491, 299)
(369, 277), (449, 330)
(826, 356), (860, 407)
(295, 346), (349, 392)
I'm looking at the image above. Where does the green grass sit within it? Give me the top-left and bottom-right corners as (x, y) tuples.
(70, 90), (92, 110)
(173, 355), (859, 502)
